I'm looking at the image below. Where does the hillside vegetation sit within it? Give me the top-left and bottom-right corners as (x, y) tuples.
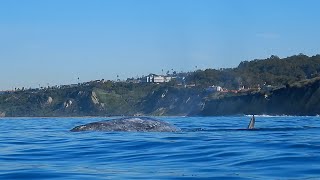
(0, 54), (320, 117)
(186, 54), (320, 89)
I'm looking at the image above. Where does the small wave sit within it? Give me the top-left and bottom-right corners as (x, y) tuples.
(184, 126), (320, 132)
(246, 127), (320, 131)
(245, 114), (319, 118)
(244, 114), (286, 118)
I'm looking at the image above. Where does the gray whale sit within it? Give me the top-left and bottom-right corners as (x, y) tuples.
(70, 117), (180, 132)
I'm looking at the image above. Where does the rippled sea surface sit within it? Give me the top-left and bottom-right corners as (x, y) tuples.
(0, 116), (320, 179)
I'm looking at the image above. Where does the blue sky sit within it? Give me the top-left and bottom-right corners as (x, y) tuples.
(0, 0), (320, 90)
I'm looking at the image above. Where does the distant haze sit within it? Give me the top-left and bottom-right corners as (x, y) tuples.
(1, 0), (320, 90)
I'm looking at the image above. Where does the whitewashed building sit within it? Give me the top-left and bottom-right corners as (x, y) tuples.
(146, 74), (172, 83)
(206, 85), (223, 92)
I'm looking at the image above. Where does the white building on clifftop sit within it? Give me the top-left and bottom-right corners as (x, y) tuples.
(146, 74), (172, 83)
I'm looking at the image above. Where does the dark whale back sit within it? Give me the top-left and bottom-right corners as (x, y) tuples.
(70, 117), (180, 132)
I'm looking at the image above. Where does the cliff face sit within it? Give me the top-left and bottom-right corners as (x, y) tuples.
(200, 79), (320, 116)
(0, 79), (319, 117)
(90, 86), (205, 116)
(0, 88), (99, 117)
(0, 86), (205, 117)
(138, 87), (205, 116)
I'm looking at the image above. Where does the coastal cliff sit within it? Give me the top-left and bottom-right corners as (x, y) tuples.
(0, 85), (204, 117)
(199, 78), (320, 116)
(0, 78), (319, 117)
(1, 54), (320, 117)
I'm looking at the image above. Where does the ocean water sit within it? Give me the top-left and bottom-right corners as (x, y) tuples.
(0, 116), (319, 180)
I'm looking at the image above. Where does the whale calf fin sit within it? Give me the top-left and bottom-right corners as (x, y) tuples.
(247, 115), (255, 129)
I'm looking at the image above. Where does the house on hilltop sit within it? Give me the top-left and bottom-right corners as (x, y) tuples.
(145, 74), (172, 83)
(206, 85), (223, 92)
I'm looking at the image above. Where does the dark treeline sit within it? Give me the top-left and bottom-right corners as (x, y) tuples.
(186, 54), (320, 89)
